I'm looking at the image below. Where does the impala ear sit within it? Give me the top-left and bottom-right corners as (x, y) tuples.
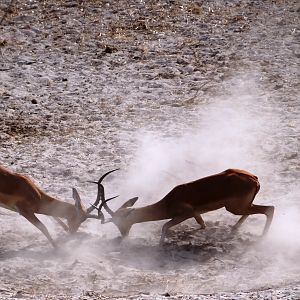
(118, 197), (138, 209)
(72, 188), (86, 214)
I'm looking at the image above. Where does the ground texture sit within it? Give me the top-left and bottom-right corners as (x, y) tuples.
(0, 0), (300, 299)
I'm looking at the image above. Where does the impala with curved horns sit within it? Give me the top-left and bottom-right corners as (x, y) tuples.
(0, 165), (114, 248)
(94, 168), (274, 245)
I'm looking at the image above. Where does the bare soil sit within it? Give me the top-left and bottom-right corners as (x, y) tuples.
(0, 0), (299, 299)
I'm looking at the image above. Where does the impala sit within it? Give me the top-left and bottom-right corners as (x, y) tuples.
(0, 165), (113, 248)
(93, 168), (274, 244)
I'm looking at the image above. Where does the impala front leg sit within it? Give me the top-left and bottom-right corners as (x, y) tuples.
(160, 216), (188, 245)
(20, 209), (57, 248)
(194, 214), (206, 229)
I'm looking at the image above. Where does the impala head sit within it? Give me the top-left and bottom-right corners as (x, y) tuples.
(105, 198), (139, 237)
(89, 169), (139, 237)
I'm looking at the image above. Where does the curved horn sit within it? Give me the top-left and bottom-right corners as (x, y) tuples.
(90, 195), (119, 223)
(98, 195), (119, 211)
(86, 169), (119, 215)
(98, 168), (119, 184)
(85, 211), (105, 223)
(86, 183), (104, 214)
(73, 187), (106, 222)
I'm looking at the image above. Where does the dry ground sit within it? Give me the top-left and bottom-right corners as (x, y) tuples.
(0, 0), (300, 299)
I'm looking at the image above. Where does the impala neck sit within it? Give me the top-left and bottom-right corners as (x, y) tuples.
(129, 201), (168, 224)
(38, 192), (77, 219)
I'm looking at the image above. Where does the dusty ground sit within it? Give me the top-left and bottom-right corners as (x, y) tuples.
(0, 0), (300, 299)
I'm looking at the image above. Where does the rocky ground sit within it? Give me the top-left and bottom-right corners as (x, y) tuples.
(0, 0), (300, 299)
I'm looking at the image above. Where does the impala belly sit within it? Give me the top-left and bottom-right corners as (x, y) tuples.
(0, 193), (20, 212)
(196, 199), (226, 214)
(0, 202), (18, 212)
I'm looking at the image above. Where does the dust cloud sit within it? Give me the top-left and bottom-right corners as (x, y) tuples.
(120, 74), (277, 200)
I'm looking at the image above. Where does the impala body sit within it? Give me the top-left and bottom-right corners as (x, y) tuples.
(0, 165), (108, 247)
(98, 169), (274, 244)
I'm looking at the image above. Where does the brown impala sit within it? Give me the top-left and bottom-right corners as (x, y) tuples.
(0, 165), (114, 248)
(92, 168), (274, 244)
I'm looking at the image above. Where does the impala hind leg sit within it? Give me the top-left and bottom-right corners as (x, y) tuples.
(20, 210), (57, 248)
(231, 215), (248, 232)
(227, 204), (275, 236)
(260, 205), (275, 235)
(160, 216), (188, 245)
